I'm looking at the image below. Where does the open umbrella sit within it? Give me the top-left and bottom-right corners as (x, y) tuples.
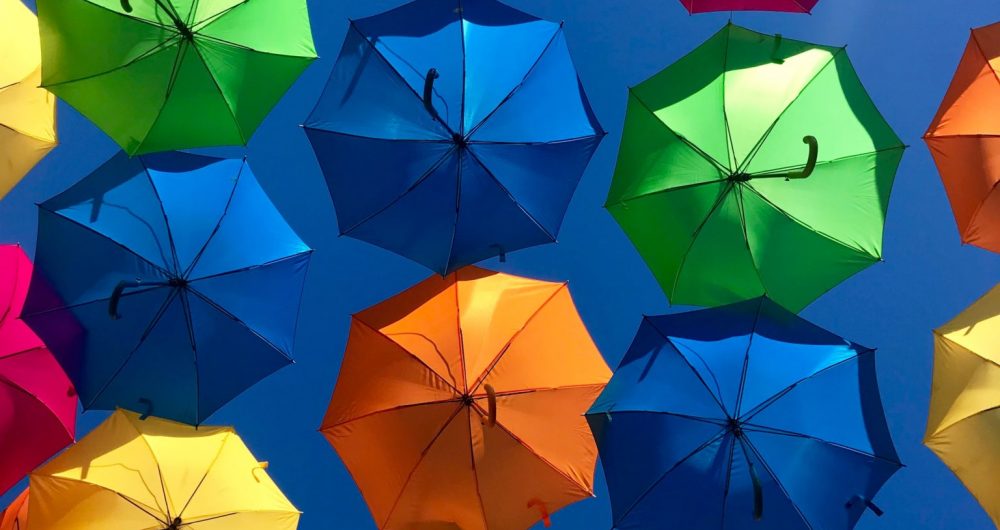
(29, 409), (299, 530)
(321, 266), (610, 529)
(587, 298), (901, 530)
(0, 244), (76, 496)
(37, 0), (316, 155)
(678, 0), (818, 13)
(607, 23), (904, 312)
(0, 489), (27, 530)
(22, 152), (311, 425)
(1, 0), (57, 197)
(925, 22), (1000, 254)
(304, 0), (603, 275)
(926, 283), (1000, 525)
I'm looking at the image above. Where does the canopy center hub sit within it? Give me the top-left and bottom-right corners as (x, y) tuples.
(452, 133), (468, 148)
(460, 394), (474, 406)
(727, 418), (743, 437)
(164, 517), (182, 530)
(728, 172), (752, 183)
(168, 277), (189, 288)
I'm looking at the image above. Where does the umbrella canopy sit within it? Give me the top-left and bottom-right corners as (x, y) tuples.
(925, 22), (1000, 254)
(607, 23), (904, 312)
(678, 0), (818, 13)
(587, 298), (901, 530)
(0, 0), (57, 197)
(0, 489), (27, 530)
(926, 283), (1000, 525)
(321, 267), (610, 529)
(304, 0), (603, 275)
(0, 245), (76, 496)
(29, 409), (299, 530)
(36, 0), (316, 155)
(22, 152), (311, 425)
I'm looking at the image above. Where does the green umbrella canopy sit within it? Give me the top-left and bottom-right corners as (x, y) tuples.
(607, 23), (904, 312)
(37, 0), (316, 155)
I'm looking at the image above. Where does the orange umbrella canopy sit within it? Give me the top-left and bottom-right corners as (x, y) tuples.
(321, 267), (611, 530)
(926, 21), (1000, 253)
(0, 489), (27, 530)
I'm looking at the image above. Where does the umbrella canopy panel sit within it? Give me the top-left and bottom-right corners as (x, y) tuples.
(678, 0), (818, 13)
(305, 0), (603, 275)
(587, 298), (901, 530)
(607, 23), (904, 312)
(0, 489), (28, 530)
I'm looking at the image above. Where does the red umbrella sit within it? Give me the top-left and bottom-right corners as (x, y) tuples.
(679, 0), (818, 13)
(0, 245), (76, 495)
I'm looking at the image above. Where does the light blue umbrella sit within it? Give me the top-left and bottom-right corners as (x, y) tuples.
(304, 0), (603, 274)
(587, 298), (902, 530)
(22, 152), (311, 425)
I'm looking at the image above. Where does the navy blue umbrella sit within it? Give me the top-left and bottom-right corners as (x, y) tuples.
(304, 0), (603, 274)
(22, 152), (312, 425)
(587, 298), (902, 530)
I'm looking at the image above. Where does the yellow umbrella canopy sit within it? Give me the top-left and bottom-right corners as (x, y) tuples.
(926, 283), (1000, 525)
(29, 410), (299, 530)
(0, 0), (56, 198)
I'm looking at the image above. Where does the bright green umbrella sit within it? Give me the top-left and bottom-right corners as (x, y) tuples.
(607, 23), (904, 312)
(37, 0), (316, 155)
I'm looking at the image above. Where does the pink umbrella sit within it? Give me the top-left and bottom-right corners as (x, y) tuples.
(0, 245), (76, 495)
(679, 0), (818, 13)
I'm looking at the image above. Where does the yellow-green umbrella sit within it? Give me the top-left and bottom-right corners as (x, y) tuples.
(0, 0), (56, 198)
(927, 284), (1000, 525)
(29, 410), (299, 530)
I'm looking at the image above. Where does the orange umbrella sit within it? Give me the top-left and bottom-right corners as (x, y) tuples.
(926, 21), (1000, 253)
(0, 489), (27, 530)
(321, 267), (611, 530)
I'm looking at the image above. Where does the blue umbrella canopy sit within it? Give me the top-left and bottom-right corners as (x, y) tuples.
(22, 152), (312, 425)
(304, 0), (603, 274)
(586, 298), (901, 530)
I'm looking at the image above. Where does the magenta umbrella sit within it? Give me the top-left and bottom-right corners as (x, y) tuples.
(679, 0), (817, 12)
(0, 245), (76, 495)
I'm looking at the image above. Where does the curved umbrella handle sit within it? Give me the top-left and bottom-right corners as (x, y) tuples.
(120, 0), (133, 12)
(484, 384), (497, 428)
(423, 68), (440, 118)
(138, 398), (153, 420)
(527, 499), (551, 528)
(771, 34), (785, 64)
(748, 459), (763, 521)
(109, 280), (136, 320)
(846, 495), (884, 516)
(797, 135), (819, 179)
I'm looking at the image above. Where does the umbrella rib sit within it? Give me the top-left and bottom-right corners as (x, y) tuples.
(605, 176), (726, 208)
(736, 47), (844, 174)
(464, 24), (562, 139)
(348, 21), (455, 136)
(747, 144), (905, 177)
(42, 35), (183, 90)
(468, 134), (602, 147)
(37, 205), (174, 279)
(452, 272), (468, 392)
(83, 289), (181, 410)
(138, 160), (182, 275)
(742, 424), (902, 466)
(721, 22), (738, 170)
(739, 436), (816, 530)
(971, 32), (1000, 98)
(465, 146), (557, 241)
(614, 430), (728, 526)
(116, 492), (169, 526)
(379, 405), (466, 529)
(719, 432), (738, 530)
(644, 316), (731, 417)
(0, 365), (76, 440)
(191, 0), (249, 31)
(585, 409), (728, 427)
(322, 397), (465, 431)
(180, 160), (244, 279)
(740, 184), (882, 261)
(177, 289), (201, 422)
(339, 147), (457, 236)
(667, 183), (735, 300)
(487, 382), (608, 399)
(441, 150), (463, 275)
(188, 41), (247, 145)
(20, 285), (165, 319)
(733, 296), (767, 416)
(186, 287), (293, 362)
(181, 512), (240, 525)
(300, 128), (451, 144)
(351, 318), (463, 396)
(187, 251), (312, 284)
(733, 189), (768, 307)
(120, 412), (176, 520)
(739, 350), (873, 423)
(177, 432), (233, 518)
(466, 284), (568, 394)
(466, 407), (492, 527)
(628, 91), (730, 174)
(458, 0), (467, 137)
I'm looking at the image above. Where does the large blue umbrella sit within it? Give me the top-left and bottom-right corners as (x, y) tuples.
(22, 152), (312, 425)
(586, 298), (901, 530)
(303, 0), (603, 274)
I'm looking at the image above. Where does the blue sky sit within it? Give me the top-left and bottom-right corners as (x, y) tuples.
(4, 0), (999, 528)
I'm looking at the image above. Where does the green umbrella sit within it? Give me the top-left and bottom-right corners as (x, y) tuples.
(607, 24), (904, 312)
(37, 0), (316, 155)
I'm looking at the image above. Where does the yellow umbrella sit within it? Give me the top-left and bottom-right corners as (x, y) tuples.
(926, 284), (1000, 525)
(29, 410), (299, 530)
(0, 0), (56, 198)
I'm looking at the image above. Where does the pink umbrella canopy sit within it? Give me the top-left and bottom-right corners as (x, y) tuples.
(0, 245), (76, 495)
(679, 0), (818, 13)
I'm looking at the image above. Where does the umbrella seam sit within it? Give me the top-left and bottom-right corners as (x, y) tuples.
(466, 407), (492, 528)
(458, 0), (467, 136)
(585, 410), (727, 427)
(742, 424), (902, 466)
(78, 0), (177, 32)
(41, 35), (184, 90)
(350, 317), (464, 396)
(19, 285), (166, 319)
(180, 160), (244, 278)
(733, 297), (767, 416)
(0, 368), (74, 440)
(465, 145), (558, 241)
(177, 290), (202, 422)
(733, 189), (769, 306)
(643, 316), (730, 416)
(627, 90), (730, 174)
(740, 435), (816, 530)
(606, 176), (725, 208)
(464, 24), (563, 139)
(453, 274), (468, 392)
(722, 23), (737, 170)
(926, 333), (1000, 435)
(190, 0), (248, 31)
(466, 283), (569, 394)
(189, 30), (317, 60)
(137, 159), (182, 275)
(188, 40), (248, 145)
(187, 251), (312, 284)
(321, 398), (466, 431)
(959, 176), (1000, 243)
(122, 395), (181, 520)
(746, 144), (904, 177)
(300, 128), (451, 144)
(0, 119), (58, 145)
(667, 182), (735, 301)
(441, 150), (463, 274)
(177, 432), (233, 518)
(29, 474), (167, 525)
(186, 287), (294, 362)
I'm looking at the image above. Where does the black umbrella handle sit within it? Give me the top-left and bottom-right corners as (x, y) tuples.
(109, 279), (176, 320)
(748, 136), (819, 181)
(846, 495), (884, 516)
(423, 68), (440, 119)
(484, 384), (497, 428)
